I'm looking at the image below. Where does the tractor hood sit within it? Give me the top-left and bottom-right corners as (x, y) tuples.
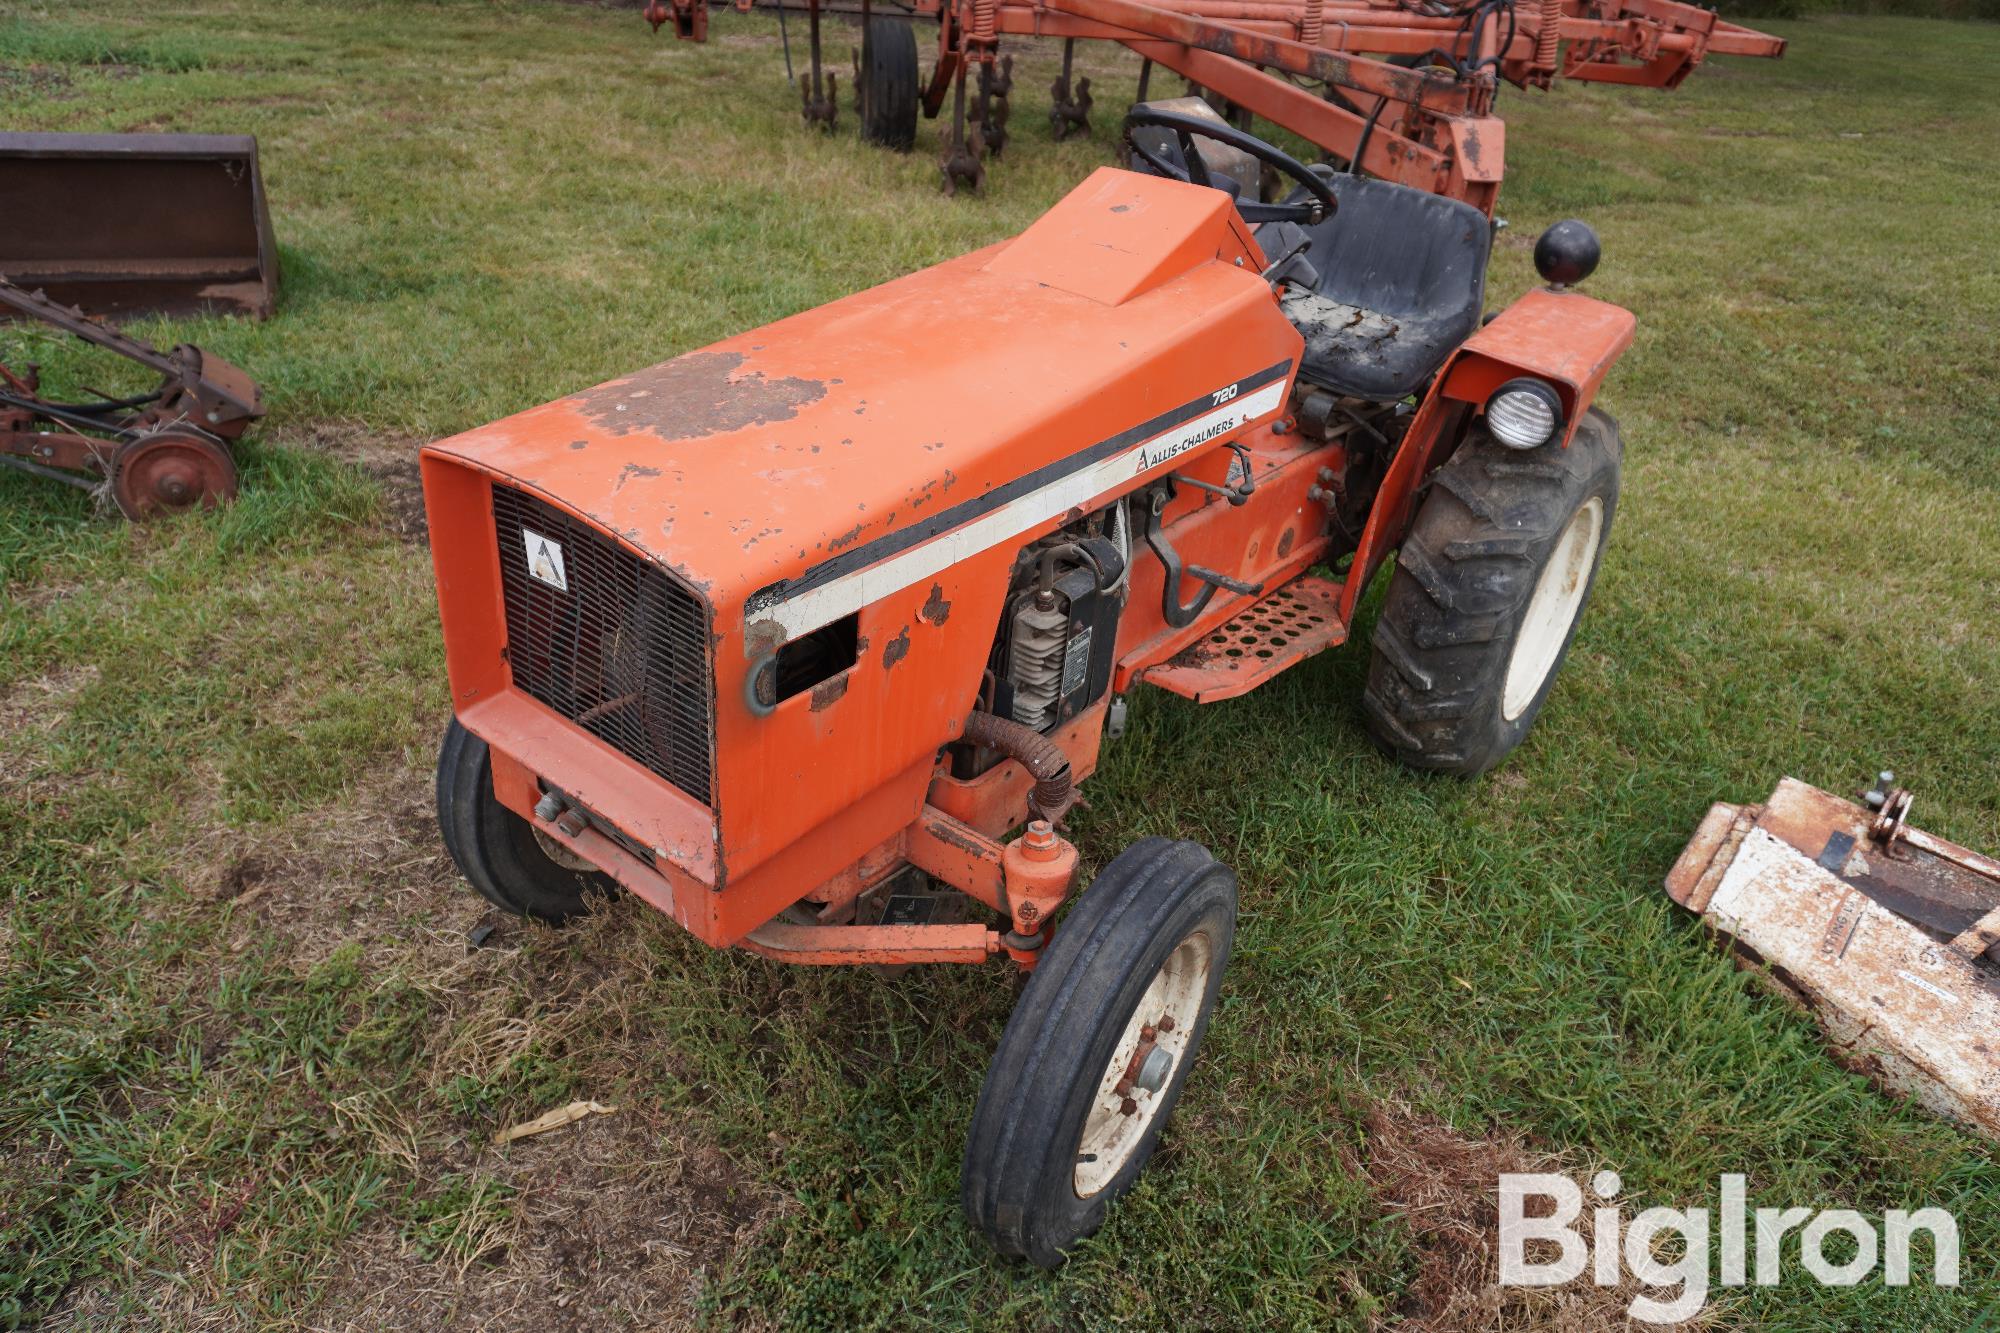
(423, 168), (1304, 926)
(423, 168), (1292, 641)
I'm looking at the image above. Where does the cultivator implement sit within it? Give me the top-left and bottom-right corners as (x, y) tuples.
(0, 278), (261, 519)
(645, 0), (1782, 204)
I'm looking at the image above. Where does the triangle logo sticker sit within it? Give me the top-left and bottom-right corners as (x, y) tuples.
(522, 528), (569, 592)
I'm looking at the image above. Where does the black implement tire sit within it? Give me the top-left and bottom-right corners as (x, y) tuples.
(857, 17), (918, 150)
(961, 838), (1236, 1268)
(435, 717), (612, 924)
(1362, 408), (1622, 777)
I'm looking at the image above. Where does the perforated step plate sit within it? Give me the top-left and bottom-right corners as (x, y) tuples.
(1141, 575), (1347, 704)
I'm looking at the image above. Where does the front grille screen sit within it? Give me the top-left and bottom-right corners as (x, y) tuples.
(492, 485), (713, 805)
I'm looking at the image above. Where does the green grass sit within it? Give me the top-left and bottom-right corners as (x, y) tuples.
(3, 3), (1998, 1329)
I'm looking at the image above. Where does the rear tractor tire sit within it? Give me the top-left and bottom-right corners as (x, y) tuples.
(436, 718), (612, 924)
(1362, 408), (1622, 777)
(857, 16), (919, 151)
(961, 837), (1236, 1268)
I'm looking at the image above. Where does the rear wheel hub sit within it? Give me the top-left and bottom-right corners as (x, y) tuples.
(109, 430), (238, 520)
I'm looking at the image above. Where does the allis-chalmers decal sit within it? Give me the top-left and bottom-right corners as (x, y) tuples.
(747, 360), (1293, 644)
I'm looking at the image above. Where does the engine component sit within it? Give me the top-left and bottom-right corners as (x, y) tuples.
(990, 530), (1126, 734)
(1007, 591), (1072, 730)
(960, 710), (1075, 822)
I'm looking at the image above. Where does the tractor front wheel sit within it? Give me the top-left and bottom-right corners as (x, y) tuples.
(1362, 408), (1622, 776)
(961, 837), (1236, 1268)
(435, 718), (612, 924)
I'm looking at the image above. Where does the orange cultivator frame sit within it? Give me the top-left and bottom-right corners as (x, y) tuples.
(646, 0), (1782, 211)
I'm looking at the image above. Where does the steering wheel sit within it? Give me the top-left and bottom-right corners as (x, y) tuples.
(1122, 107), (1337, 226)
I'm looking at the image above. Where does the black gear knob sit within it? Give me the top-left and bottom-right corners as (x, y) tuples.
(1534, 219), (1601, 287)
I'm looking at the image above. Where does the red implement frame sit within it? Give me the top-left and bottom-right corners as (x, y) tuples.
(651, 0), (1782, 212)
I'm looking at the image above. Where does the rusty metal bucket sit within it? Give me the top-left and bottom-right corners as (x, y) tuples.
(0, 132), (279, 321)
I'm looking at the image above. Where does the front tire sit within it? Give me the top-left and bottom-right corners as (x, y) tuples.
(435, 718), (611, 924)
(1362, 408), (1622, 777)
(961, 838), (1236, 1268)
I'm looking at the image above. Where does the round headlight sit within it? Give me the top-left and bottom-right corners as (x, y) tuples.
(1486, 378), (1563, 450)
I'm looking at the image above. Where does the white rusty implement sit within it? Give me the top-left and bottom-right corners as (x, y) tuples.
(1666, 777), (2000, 1139)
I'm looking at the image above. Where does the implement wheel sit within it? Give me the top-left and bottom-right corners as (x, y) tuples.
(1363, 408), (1622, 777)
(857, 16), (918, 151)
(108, 429), (237, 520)
(435, 718), (612, 924)
(962, 837), (1236, 1268)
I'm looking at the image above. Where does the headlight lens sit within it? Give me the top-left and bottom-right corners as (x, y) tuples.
(1486, 379), (1563, 450)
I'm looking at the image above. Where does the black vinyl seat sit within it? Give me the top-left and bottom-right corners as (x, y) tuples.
(1258, 172), (1492, 401)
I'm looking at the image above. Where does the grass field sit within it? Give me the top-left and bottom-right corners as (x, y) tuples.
(3, 2), (1998, 1328)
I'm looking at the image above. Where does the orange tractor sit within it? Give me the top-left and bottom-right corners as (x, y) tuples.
(422, 5), (1778, 1264)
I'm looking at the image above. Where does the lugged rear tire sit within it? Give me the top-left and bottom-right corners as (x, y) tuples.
(435, 717), (611, 924)
(1362, 408), (1622, 777)
(961, 837), (1236, 1269)
(857, 17), (919, 151)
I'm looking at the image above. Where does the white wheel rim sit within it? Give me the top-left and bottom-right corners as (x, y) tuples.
(1072, 929), (1215, 1198)
(1501, 496), (1603, 722)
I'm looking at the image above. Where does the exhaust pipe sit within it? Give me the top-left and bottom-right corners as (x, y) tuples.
(961, 710), (1074, 823)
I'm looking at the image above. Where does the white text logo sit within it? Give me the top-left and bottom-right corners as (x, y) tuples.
(1498, 1172), (1959, 1323)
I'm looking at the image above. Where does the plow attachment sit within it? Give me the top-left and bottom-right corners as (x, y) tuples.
(1667, 777), (2000, 1140)
(0, 132), (279, 321)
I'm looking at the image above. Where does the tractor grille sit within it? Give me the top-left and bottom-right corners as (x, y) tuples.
(491, 485), (713, 805)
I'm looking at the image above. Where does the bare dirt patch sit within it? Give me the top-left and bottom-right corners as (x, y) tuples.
(283, 420), (432, 544)
(0, 662), (98, 741)
(184, 760), (471, 968)
(0, 63), (77, 98)
(142, 755), (782, 1329)
(310, 1111), (771, 1332)
(0, 663), (101, 797)
(1352, 1100), (1718, 1331)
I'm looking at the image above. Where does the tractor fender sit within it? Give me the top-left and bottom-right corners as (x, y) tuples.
(1435, 286), (1635, 448)
(1336, 286), (1634, 622)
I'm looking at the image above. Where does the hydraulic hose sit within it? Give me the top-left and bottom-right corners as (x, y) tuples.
(961, 710), (1074, 823)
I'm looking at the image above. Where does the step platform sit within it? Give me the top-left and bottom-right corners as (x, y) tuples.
(1140, 575), (1347, 704)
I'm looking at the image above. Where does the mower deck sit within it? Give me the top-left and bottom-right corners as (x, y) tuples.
(1667, 777), (2000, 1140)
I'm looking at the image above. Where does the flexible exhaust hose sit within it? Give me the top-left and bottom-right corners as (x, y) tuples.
(961, 710), (1073, 822)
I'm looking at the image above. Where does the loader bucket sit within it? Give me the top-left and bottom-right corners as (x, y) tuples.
(0, 132), (279, 321)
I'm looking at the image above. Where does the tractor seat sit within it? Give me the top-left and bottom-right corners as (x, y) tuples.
(1258, 172), (1491, 401)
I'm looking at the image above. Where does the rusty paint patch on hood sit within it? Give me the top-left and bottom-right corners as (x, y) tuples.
(919, 582), (952, 626)
(572, 350), (826, 442)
